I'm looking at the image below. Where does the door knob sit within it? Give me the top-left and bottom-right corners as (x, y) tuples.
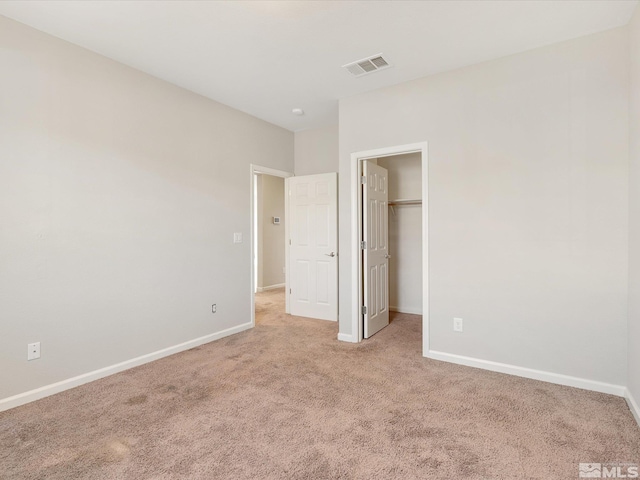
(325, 252), (336, 257)
(384, 254), (391, 259)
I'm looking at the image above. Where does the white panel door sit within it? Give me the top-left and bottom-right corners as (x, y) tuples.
(363, 161), (389, 338)
(287, 173), (338, 321)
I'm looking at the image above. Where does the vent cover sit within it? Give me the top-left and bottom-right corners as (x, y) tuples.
(343, 54), (391, 77)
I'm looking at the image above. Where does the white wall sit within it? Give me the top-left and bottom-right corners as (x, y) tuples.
(257, 175), (285, 289)
(628, 6), (640, 411)
(0, 16), (293, 402)
(294, 123), (339, 176)
(377, 154), (422, 314)
(339, 27), (629, 387)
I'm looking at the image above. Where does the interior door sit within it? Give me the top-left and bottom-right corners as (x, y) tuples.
(287, 173), (338, 321)
(363, 161), (389, 338)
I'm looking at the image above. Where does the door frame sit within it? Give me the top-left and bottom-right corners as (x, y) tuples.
(250, 164), (293, 328)
(349, 142), (430, 355)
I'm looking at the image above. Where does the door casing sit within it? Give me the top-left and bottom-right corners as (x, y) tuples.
(348, 142), (429, 355)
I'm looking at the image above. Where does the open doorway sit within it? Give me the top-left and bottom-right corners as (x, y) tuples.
(348, 142), (429, 354)
(250, 165), (292, 327)
(377, 154), (423, 317)
(360, 153), (423, 338)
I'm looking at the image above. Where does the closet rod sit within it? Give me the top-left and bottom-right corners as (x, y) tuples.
(388, 199), (422, 206)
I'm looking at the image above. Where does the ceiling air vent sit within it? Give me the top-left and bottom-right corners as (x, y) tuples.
(343, 54), (391, 78)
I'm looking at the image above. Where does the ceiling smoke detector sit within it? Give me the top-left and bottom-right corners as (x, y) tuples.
(292, 108), (305, 116)
(343, 54), (391, 78)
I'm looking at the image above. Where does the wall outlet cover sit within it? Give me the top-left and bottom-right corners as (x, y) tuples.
(27, 342), (41, 360)
(453, 317), (463, 332)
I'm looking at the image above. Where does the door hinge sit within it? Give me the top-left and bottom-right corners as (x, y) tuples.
(361, 305), (367, 315)
(289, 288), (292, 294)
(289, 239), (291, 245)
(360, 241), (367, 250)
(360, 175), (366, 184)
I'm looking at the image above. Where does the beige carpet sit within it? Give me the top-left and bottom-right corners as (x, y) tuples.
(1, 288), (638, 479)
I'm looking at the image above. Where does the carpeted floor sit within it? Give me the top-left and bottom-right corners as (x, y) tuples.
(1, 288), (639, 479)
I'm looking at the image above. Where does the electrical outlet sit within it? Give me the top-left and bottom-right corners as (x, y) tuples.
(27, 342), (40, 360)
(453, 317), (463, 332)
(212, 304), (217, 313)
(233, 232), (243, 243)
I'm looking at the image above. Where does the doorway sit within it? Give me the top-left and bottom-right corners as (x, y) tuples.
(377, 154), (423, 316)
(349, 142), (430, 354)
(250, 165), (293, 327)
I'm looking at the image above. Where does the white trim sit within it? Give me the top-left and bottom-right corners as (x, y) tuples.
(427, 350), (626, 397)
(625, 388), (640, 427)
(337, 333), (358, 343)
(256, 283), (286, 292)
(285, 177), (290, 315)
(252, 165), (293, 178)
(347, 142), (429, 349)
(250, 164), (293, 328)
(390, 306), (422, 315)
(253, 174), (260, 293)
(0, 322), (252, 412)
(349, 152), (361, 342)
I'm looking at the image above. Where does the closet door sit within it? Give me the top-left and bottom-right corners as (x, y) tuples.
(363, 161), (389, 338)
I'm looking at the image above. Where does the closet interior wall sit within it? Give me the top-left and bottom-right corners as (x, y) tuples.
(377, 153), (423, 315)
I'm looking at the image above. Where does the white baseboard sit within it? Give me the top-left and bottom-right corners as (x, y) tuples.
(625, 388), (640, 427)
(390, 306), (422, 315)
(0, 322), (253, 413)
(256, 283), (285, 292)
(426, 350), (626, 397)
(337, 333), (357, 343)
